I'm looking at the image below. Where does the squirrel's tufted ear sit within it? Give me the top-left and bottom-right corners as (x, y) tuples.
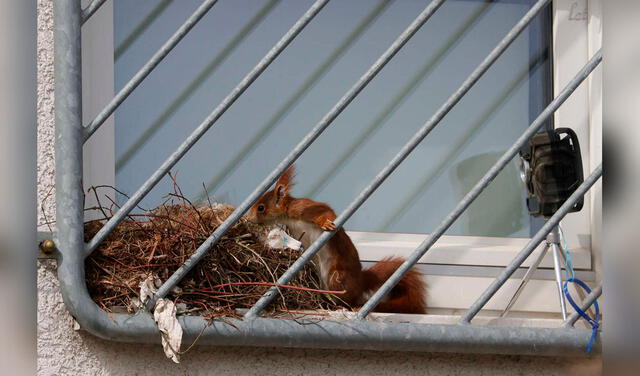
(275, 165), (295, 204)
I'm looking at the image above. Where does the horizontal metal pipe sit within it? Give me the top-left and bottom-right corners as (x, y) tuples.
(74, 309), (599, 356)
(85, 0), (330, 255)
(83, 0), (220, 141)
(250, 0), (549, 319)
(563, 284), (602, 328)
(460, 165), (603, 324)
(242, 0), (449, 318)
(58, 232), (601, 357)
(55, 208), (603, 360)
(81, 0), (108, 24)
(358, 50), (602, 319)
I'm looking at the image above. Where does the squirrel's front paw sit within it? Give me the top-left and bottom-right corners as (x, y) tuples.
(321, 220), (336, 231)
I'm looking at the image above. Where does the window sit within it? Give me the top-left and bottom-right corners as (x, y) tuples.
(83, 0), (600, 315)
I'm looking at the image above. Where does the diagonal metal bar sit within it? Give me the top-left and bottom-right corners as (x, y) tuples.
(246, 0), (551, 319)
(500, 243), (550, 317)
(115, 0), (281, 172)
(81, 0), (108, 24)
(460, 165), (603, 324)
(359, 50), (602, 319)
(563, 284), (602, 328)
(86, 0), (330, 254)
(146, 0), (448, 312)
(83, 0), (220, 141)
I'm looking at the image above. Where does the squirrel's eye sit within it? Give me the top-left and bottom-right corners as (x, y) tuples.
(257, 204), (265, 212)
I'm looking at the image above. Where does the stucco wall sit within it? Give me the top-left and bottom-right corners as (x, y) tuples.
(35, 0), (596, 374)
(36, 0), (55, 229)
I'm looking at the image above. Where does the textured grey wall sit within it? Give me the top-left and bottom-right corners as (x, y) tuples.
(36, 0), (55, 230)
(36, 0), (596, 374)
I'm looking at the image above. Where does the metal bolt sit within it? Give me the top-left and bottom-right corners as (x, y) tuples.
(40, 239), (56, 254)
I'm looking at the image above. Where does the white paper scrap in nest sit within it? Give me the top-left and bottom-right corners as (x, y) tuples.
(139, 274), (161, 304)
(154, 298), (183, 363)
(267, 228), (302, 250)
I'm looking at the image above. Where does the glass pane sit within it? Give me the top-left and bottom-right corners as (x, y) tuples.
(114, 0), (551, 238)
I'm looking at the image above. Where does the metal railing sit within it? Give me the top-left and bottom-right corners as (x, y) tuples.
(54, 0), (602, 355)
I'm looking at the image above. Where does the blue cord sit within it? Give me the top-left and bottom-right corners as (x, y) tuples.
(559, 225), (575, 280)
(563, 278), (600, 353)
(560, 225), (599, 353)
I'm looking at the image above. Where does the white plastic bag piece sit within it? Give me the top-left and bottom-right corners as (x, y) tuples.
(211, 202), (234, 211)
(267, 228), (301, 250)
(154, 298), (183, 363)
(139, 274), (161, 304)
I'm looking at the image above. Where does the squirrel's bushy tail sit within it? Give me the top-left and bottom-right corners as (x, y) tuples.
(361, 257), (426, 314)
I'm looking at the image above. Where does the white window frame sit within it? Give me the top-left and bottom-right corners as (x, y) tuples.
(82, 0), (601, 315)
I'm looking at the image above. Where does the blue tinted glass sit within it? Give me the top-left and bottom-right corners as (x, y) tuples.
(114, 0), (551, 237)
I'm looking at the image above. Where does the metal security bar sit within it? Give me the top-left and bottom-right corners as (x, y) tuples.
(359, 50), (602, 319)
(81, 0), (108, 24)
(150, 0), (448, 310)
(85, 0), (329, 254)
(83, 0), (221, 140)
(461, 164), (602, 323)
(563, 285), (602, 328)
(248, 0), (552, 318)
(54, 0), (603, 355)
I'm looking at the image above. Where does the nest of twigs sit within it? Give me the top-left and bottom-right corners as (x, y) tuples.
(84, 182), (341, 320)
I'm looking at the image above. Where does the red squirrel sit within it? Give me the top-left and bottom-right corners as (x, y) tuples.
(247, 165), (426, 314)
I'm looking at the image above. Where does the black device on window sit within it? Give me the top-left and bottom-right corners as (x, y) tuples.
(520, 127), (584, 218)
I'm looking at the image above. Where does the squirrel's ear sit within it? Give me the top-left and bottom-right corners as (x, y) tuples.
(275, 184), (286, 204)
(275, 165), (295, 204)
(277, 165), (295, 188)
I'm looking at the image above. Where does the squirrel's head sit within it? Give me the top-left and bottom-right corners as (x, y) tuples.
(247, 165), (295, 224)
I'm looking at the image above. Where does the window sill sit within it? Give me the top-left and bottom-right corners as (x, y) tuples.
(349, 231), (595, 313)
(349, 230), (592, 269)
